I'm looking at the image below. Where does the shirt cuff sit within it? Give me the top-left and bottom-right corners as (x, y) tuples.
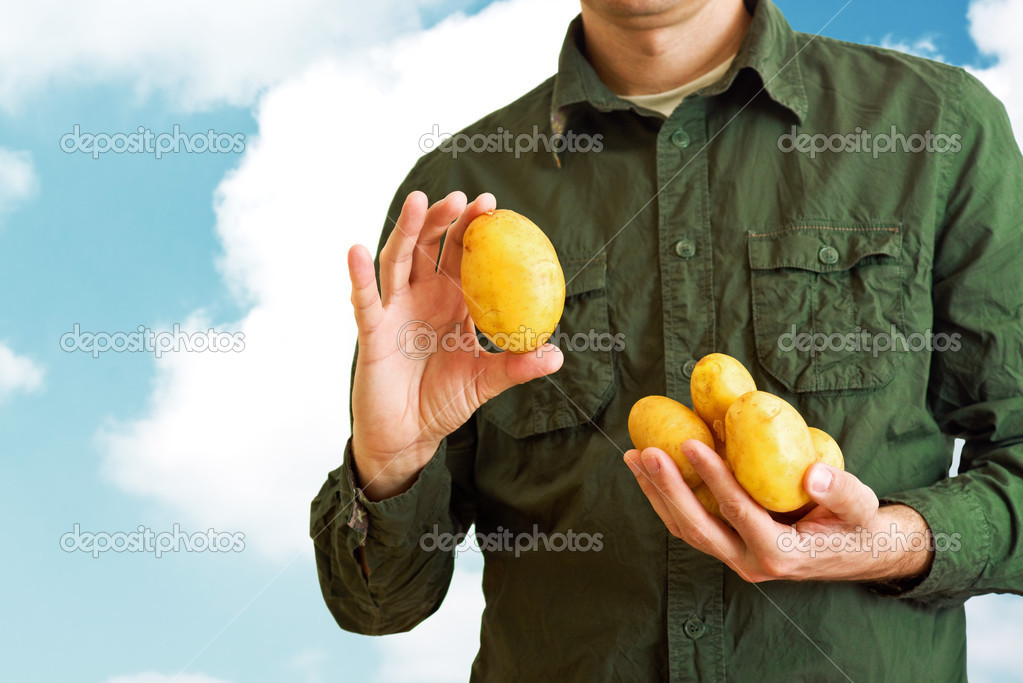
(870, 480), (991, 604)
(341, 437), (451, 549)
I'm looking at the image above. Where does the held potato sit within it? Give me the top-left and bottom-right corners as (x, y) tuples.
(628, 395), (715, 488)
(690, 353), (757, 442)
(809, 427), (845, 471)
(692, 483), (724, 522)
(461, 209), (565, 353)
(724, 391), (817, 513)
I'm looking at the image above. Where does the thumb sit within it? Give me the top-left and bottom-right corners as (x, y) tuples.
(475, 344), (564, 403)
(803, 463), (879, 524)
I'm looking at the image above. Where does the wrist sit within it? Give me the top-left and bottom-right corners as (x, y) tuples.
(864, 503), (935, 582)
(350, 438), (439, 502)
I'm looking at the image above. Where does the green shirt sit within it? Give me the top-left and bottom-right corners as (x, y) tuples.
(311, 1), (1023, 680)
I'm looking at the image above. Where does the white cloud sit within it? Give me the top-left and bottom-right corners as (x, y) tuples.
(967, 594), (1023, 681)
(0, 342), (44, 401)
(106, 673), (233, 683)
(287, 647), (329, 683)
(0, 0), (485, 112)
(968, 0), (1023, 143)
(0, 147), (38, 221)
(879, 34), (945, 62)
(375, 555), (485, 683)
(99, 0), (580, 561)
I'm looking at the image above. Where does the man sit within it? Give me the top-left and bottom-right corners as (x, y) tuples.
(311, 0), (1023, 679)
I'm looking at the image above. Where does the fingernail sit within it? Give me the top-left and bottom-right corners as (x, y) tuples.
(641, 452), (661, 475)
(683, 445), (700, 464)
(809, 466), (833, 494)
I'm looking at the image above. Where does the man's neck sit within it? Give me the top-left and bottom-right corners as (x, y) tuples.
(580, 0), (752, 96)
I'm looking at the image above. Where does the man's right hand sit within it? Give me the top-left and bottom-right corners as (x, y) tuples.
(347, 190), (564, 500)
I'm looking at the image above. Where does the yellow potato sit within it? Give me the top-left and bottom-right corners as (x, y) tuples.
(724, 391), (817, 513)
(690, 353), (756, 442)
(461, 209), (565, 353)
(692, 482), (724, 521)
(628, 396), (715, 487)
(809, 427), (845, 471)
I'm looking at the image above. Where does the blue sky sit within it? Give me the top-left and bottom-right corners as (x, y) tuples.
(1, 1), (1021, 682)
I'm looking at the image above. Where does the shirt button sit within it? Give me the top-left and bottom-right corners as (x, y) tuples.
(674, 239), (696, 259)
(818, 245), (839, 265)
(670, 128), (691, 149)
(684, 616), (706, 639)
(682, 359), (697, 378)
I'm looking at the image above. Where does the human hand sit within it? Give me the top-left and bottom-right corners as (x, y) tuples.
(348, 190), (563, 500)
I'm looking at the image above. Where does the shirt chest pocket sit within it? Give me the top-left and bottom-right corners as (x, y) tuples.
(747, 223), (906, 393)
(478, 254), (617, 438)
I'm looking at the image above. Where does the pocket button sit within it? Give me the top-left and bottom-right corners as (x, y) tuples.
(818, 245), (839, 265)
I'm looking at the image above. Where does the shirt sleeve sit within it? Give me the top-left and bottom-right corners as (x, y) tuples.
(309, 431), (476, 634)
(878, 69), (1023, 607)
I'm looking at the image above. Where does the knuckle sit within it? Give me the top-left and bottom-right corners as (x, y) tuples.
(685, 527), (710, 548)
(717, 499), (747, 524)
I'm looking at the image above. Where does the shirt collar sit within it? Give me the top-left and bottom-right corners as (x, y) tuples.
(550, 0), (808, 127)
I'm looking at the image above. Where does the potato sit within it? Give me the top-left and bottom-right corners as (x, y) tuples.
(628, 396), (715, 488)
(692, 482), (724, 521)
(809, 427), (845, 471)
(461, 209), (565, 353)
(690, 353), (756, 442)
(724, 391), (817, 513)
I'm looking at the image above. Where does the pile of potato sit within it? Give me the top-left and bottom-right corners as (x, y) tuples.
(628, 353), (844, 515)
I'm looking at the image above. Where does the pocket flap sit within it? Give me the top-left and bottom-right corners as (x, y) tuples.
(564, 256), (607, 297)
(748, 222), (902, 273)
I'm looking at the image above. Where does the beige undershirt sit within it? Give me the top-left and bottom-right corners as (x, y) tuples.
(618, 54), (737, 118)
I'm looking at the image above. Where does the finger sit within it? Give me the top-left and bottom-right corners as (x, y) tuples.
(348, 244), (384, 335)
(803, 463), (879, 524)
(623, 449), (688, 537)
(631, 447), (745, 561)
(474, 343), (563, 404)
(682, 439), (775, 541)
(410, 191), (467, 284)
(436, 192), (497, 285)
(379, 191), (428, 306)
